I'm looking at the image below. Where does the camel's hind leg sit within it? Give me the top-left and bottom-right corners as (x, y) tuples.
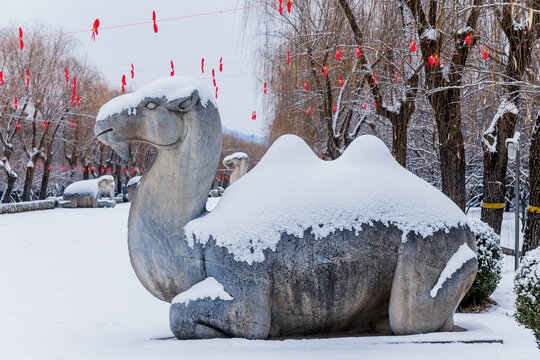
(389, 229), (478, 335)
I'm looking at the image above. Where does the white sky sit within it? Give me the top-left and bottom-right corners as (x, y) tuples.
(0, 0), (267, 136)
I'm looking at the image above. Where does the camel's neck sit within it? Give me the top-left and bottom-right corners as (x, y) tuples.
(126, 105), (222, 302)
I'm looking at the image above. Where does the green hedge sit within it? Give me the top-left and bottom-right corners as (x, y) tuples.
(514, 247), (540, 348)
(460, 218), (503, 308)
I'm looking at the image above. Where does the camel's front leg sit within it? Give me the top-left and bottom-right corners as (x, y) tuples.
(169, 275), (273, 339)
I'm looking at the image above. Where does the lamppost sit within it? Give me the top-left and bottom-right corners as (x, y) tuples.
(506, 133), (520, 270)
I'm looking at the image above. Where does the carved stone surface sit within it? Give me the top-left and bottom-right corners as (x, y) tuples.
(95, 76), (477, 340)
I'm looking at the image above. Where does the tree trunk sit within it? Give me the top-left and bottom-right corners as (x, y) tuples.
(39, 152), (53, 200)
(22, 162), (36, 202)
(430, 89), (467, 211)
(481, 110), (517, 233)
(523, 112), (540, 255)
(391, 118), (408, 168)
(480, 1), (538, 233)
(1, 163), (17, 203)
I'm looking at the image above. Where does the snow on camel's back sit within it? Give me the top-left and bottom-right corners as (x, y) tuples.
(94, 76), (478, 339)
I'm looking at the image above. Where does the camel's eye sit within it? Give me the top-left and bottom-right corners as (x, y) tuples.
(146, 102), (158, 110)
(178, 98), (193, 110)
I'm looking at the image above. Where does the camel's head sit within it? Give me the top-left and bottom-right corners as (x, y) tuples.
(94, 76), (219, 160)
(222, 152), (249, 170)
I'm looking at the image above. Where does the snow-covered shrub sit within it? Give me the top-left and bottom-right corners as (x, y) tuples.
(460, 218), (503, 308)
(514, 247), (540, 347)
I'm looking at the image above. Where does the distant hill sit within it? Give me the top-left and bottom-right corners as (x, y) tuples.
(222, 125), (267, 145)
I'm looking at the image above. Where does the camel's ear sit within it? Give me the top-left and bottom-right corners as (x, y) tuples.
(166, 90), (199, 113)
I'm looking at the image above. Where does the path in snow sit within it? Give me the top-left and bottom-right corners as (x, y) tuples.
(0, 204), (537, 359)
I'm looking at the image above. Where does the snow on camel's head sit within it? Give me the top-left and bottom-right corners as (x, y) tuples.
(94, 76), (219, 160)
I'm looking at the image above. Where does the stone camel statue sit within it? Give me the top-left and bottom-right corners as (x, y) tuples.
(62, 175), (115, 208)
(94, 76), (477, 340)
(222, 152), (249, 185)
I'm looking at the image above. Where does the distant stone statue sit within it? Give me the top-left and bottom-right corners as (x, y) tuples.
(94, 76), (477, 340)
(222, 152), (249, 185)
(62, 175), (115, 208)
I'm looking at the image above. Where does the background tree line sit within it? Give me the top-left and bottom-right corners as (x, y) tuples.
(0, 26), (268, 205)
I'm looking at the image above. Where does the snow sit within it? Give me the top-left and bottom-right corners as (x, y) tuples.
(127, 176), (141, 187)
(206, 197), (220, 211)
(430, 243), (477, 297)
(185, 135), (469, 264)
(223, 152), (248, 163)
(483, 98), (519, 153)
(96, 76), (216, 121)
(172, 277), (233, 305)
(421, 27), (439, 40)
(457, 26), (473, 35)
(0, 204), (538, 359)
(64, 175), (114, 197)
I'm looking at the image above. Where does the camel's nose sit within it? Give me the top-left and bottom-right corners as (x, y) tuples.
(94, 118), (114, 139)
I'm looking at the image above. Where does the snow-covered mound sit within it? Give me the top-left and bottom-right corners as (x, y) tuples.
(96, 76), (216, 121)
(64, 175), (114, 197)
(185, 135), (470, 264)
(172, 277), (233, 305)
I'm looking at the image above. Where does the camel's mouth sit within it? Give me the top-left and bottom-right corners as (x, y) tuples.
(95, 128), (114, 138)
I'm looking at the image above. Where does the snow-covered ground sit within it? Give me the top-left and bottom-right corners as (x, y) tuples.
(0, 204), (538, 359)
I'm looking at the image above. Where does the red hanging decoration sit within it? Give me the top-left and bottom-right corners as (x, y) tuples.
(71, 95), (75, 108)
(279, 0), (283, 15)
(481, 47), (489, 60)
(170, 60), (175, 76)
(0, 71), (4, 85)
(373, 71), (376, 84)
(71, 119), (74, 129)
(304, 80), (308, 91)
(264, 82), (267, 95)
(77, 94), (80, 107)
(91, 19), (100, 41)
(252, 110), (256, 120)
(395, 69), (398, 83)
(64, 67), (69, 83)
(25, 69), (29, 86)
(287, 50), (290, 66)
(356, 45), (361, 58)
(363, 101), (366, 110)
(121, 74), (126, 93)
(219, 57), (223, 72)
(131, 64), (134, 79)
(374, 100), (377, 109)
(43, 120), (46, 130)
(152, 11), (158, 33)
(336, 46), (341, 61)
(19, 27), (24, 50)
(428, 51), (439, 67)
(307, 106), (312, 115)
(410, 41), (416, 52)
(287, 0), (292, 13)
(14, 97), (18, 111)
(215, 86), (218, 99)
(201, 58), (205, 74)
(16, 119), (19, 131)
(465, 33), (472, 45)
(333, 104), (337, 113)
(72, 78), (77, 96)
(323, 64), (328, 77)
(212, 68), (216, 87)
(339, 75), (343, 88)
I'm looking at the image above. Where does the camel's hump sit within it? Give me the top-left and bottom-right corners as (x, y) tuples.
(184, 134), (469, 264)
